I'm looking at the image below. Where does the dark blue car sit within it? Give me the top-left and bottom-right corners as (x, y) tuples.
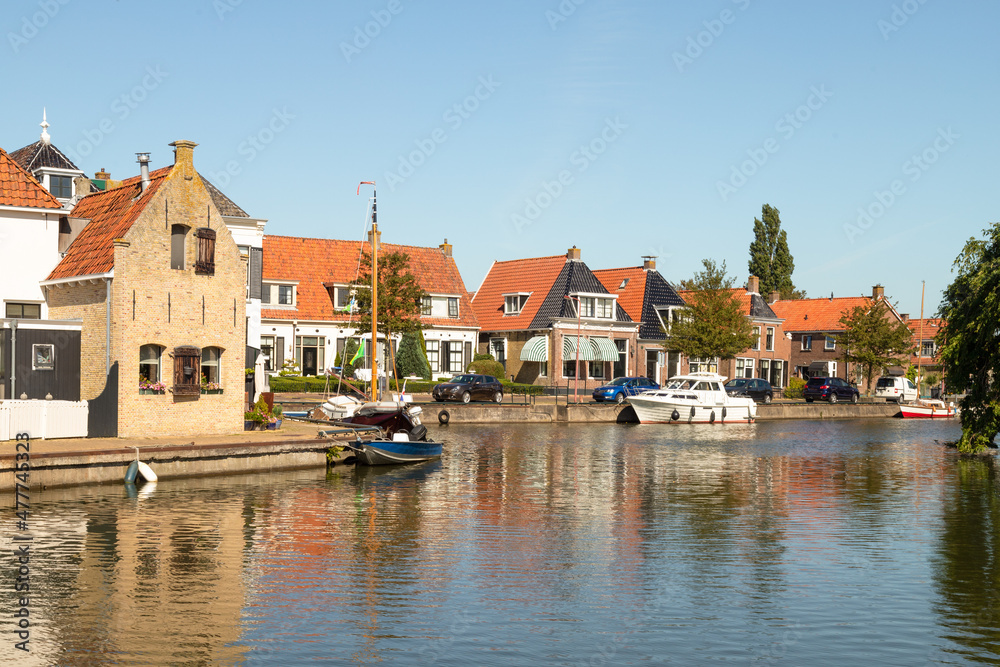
(592, 376), (659, 404)
(803, 376), (859, 403)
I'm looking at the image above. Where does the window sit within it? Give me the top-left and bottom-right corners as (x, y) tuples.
(334, 287), (355, 312)
(825, 336), (836, 351)
(448, 297), (459, 318)
(172, 346), (201, 396)
(771, 359), (785, 388)
(201, 346), (222, 386)
(261, 283), (271, 304)
(752, 327), (761, 351)
(504, 294), (529, 315)
(425, 340), (439, 373)
(589, 361), (605, 379)
(538, 360), (548, 377)
(689, 357), (718, 374)
(5, 303), (41, 319)
(50, 175), (72, 198)
(618, 278), (629, 289)
(260, 336), (275, 372)
(736, 358), (754, 379)
(921, 341), (934, 357)
(32, 344), (54, 371)
(830, 361), (837, 376)
(802, 335), (812, 351)
(295, 336), (325, 376)
(766, 327), (775, 351)
(759, 358), (770, 381)
(195, 228), (216, 275)
(563, 360), (578, 378)
(421, 296), (432, 316)
(171, 224), (188, 270)
(278, 285), (294, 305)
(139, 344), (162, 383)
(449, 343), (463, 372)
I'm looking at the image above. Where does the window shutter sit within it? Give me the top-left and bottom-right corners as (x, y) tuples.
(172, 345), (202, 396)
(195, 228), (216, 275)
(275, 337), (284, 371)
(249, 247), (263, 299)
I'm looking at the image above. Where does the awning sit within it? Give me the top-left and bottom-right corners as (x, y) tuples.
(563, 335), (596, 361)
(520, 335), (549, 362)
(590, 337), (620, 362)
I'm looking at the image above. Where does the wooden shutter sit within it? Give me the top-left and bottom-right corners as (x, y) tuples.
(249, 246), (263, 299)
(275, 337), (284, 372)
(195, 228), (216, 275)
(172, 345), (201, 396)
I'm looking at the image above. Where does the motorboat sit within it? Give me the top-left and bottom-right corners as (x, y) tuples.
(342, 401), (442, 465)
(627, 372), (757, 424)
(900, 399), (957, 419)
(320, 394), (365, 420)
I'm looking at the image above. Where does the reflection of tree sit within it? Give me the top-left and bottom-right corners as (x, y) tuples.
(934, 457), (1000, 659)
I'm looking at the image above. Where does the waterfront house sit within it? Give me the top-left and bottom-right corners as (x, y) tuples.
(43, 140), (247, 438)
(471, 247), (639, 390)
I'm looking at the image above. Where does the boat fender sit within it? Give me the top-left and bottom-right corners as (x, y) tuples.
(671, 409), (680, 422)
(722, 407), (727, 421)
(137, 461), (158, 483)
(690, 406), (696, 418)
(710, 410), (716, 424)
(438, 409), (450, 425)
(125, 460), (139, 484)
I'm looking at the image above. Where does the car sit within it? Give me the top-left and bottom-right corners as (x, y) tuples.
(592, 376), (660, 403)
(724, 378), (774, 404)
(803, 376), (859, 404)
(874, 376), (918, 403)
(432, 374), (504, 404)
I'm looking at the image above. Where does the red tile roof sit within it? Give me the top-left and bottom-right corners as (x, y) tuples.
(46, 167), (170, 280)
(0, 146), (62, 209)
(771, 296), (876, 332)
(593, 267), (648, 323)
(261, 235), (478, 329)
(908, 317), (944, 364)
(471, 255), (568, 331)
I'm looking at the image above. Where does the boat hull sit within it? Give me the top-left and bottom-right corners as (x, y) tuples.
(353, 439), (443, 465)
(900, 404), (956, 419)
(628, 396), (757, 424)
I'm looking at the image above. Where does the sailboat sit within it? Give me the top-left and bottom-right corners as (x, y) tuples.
(342, 182), (443, 465)
(901, 280), (956, 419)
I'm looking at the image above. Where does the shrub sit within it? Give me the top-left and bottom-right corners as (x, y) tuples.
(474, 352), (495, 361)
(468, 359), (505, 378)
(396, 331), (431, 379)
(784, 376), (806, 399)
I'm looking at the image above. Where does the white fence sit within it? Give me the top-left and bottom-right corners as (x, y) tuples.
(0, 400), (88, 440)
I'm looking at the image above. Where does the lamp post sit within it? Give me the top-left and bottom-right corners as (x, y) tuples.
(564, 295), (582, 403)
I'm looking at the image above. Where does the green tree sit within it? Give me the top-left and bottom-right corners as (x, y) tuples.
(396, 331), (431, 379)
(838, 300), (914, 395)
(748, 204), (804, 299)
(667, 259), (755, 360)
(340, 338), (360, 379)
(938, 222), (1000, 453)
(352, 248), (426, 349)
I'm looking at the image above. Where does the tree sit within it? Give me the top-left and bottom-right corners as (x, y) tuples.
(396, 331), (431, 379)
(938, 222), (1000, 453)
(748, 204), (804, 299)
(666, 259), (755, 360)
(837, 300), (913, 395)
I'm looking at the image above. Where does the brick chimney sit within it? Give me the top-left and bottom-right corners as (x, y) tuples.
(566, 246), (581, 261)
(642, 256), (656, 271)
(439, 238), (453, 257)
(872, 284), (885, 300)
(95, 168), (111, 180)
(769, 290), (781, 304)
(747, 275), (759, 294)
(169, 140), (198, 177)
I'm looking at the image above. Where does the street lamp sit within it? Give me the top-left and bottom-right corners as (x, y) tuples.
(564, 295), (582, 403)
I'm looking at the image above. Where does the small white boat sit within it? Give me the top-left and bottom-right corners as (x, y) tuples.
(628, 372), (757, 424)
(900, 399), (957, 419)
(320, 394), (364, 420)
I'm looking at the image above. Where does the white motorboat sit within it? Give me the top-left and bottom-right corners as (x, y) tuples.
(627, 372), (757, 424)
(320, 394), (364, 420)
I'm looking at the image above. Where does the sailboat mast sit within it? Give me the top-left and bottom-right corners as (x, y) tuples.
(370, 189), (379, 402)
(916, 280), (925, 396)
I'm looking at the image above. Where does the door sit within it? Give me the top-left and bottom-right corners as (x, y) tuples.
(646, 350), (658, 383)
(302, 348), (317, 376)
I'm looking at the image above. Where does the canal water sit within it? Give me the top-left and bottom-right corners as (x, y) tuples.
(5, 418), (1000, 665)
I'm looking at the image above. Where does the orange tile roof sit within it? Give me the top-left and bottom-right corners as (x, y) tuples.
(261, 235), (478, 329)
(771, 296), (875, 332)
(0, 146), (62, 209)
(471, 255), (568, 331)
(46, 166), (170, 280)
(908, 317), (944, 364)
(593, 267), (648, 323)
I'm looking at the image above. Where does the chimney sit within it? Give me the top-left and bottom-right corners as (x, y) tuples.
(872, 284), (885, 300)
(566, 245), (581, 261)
(95, 168), (111, 180)
(439, 238), (453, 257)
(169, 140), (198, 176)
(136, 153), (151, 192)
(642, 255), (656, 271)
(747, 275), (759, 294)
(769, 290), (781, 304)
(899, 313), (909, 322)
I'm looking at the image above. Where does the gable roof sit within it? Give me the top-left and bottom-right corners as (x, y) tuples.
(261, 235), (478, 329)
(9, 139), (82, 174)
(677, 289), (782, 323)
(46, 166), (171, 280)
(908, 317), (944, 363)
(0, 146), (63, 210)
(771, 296), (877, 333)
(200, 176), (249, 217)
(594, 267), (686, 340)
(471, 255), (567, 331)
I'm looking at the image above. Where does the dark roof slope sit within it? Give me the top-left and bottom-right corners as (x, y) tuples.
(528, 260), (631, 329)
(638, 271), (686, 339)
(9, 140), (81, 173)
(200, 176), (249, 217)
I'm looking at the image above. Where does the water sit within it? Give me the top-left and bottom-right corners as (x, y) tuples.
(5, 418), (1000, 665)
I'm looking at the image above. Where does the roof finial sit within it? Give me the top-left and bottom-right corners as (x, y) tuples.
(40, 108), (51, 145)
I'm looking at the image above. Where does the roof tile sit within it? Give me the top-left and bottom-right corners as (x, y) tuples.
(0, 146), (63, 209)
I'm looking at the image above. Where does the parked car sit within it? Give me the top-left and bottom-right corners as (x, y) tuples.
(592, 376), (660, 403)
(874, 376), (918, 403)
(803, 376), (859, 403)
(432, 374), (504, 403)
(724, 378), (774, 404)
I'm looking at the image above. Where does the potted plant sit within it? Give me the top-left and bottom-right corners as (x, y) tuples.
(244, 407), (266, 430)
(272, 403), (283, 429)
(201, 374), (224, 394)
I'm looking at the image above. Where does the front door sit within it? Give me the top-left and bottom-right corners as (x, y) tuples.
(302, 348), (317, 376)
(646, 350), (658, 384)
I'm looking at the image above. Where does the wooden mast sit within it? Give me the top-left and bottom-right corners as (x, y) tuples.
(370, 189), (379, 402)
(916, 280), (925, 399)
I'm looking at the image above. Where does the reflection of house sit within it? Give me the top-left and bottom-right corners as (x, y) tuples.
(259, 235), (478, 378)
(43, 140), (246, 437)
(593, 256), (686, 384)
(472, 246), (639, 389)
(679, 276), (791, 388)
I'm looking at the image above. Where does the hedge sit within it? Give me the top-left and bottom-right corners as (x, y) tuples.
(270, 375), (545, 396)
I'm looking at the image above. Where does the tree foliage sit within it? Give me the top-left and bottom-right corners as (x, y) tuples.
(938, 222), (1000, 453)
(838, 300), (914, 395)
(666, 259), (755, 360)
(352, 249), (426, 342)
(748, 204), (804, 299)
(396, 331), (431, 379)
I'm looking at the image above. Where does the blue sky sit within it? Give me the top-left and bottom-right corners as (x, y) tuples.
(4, 0), (996, 317)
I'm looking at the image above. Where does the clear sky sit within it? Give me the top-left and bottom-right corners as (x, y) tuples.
(4, 0), (996, 317)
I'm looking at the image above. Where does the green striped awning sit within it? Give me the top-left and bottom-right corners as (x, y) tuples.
(563, 335), (596, 361)
(520, 335), (549, 362)
(590, 337), (620, 362)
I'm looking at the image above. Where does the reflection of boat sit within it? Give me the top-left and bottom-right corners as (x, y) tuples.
(901, 399), (957, 419)
(627, 372), (757, 424)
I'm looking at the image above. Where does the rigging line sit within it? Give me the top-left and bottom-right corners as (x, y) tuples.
(335, 192), (376, 400)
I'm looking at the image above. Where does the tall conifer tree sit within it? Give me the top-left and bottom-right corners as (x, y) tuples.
(748, 204), (802, 298)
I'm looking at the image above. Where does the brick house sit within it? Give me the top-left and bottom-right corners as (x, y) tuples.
(593, 256), (686, 385)
(259, 235), (478, 379)
(905, 316), (944, 379)
(771, 285), (903, 391)
(42, 140), (247, 438)
(678, 276), (792, 388)
(472, 247), (639, 390)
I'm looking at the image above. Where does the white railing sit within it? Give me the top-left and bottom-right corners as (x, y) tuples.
(0, 400), (89, 441)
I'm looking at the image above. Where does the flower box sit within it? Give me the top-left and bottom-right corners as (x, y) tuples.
(139, 389), (165, 395)
(202, 388), (223, 395)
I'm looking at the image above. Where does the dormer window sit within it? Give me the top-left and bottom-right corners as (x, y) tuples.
(568, 293), (616, 320)
(50, 174), (72, 198)
(503, 292), (530, 315)
(618, 278), (629, 289)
